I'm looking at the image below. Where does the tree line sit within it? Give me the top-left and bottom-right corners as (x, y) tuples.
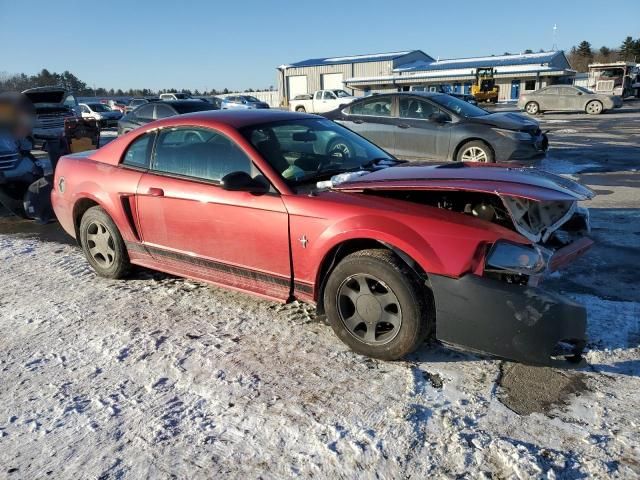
(0, 69), (275, 97)
(567, 36), (640, 72)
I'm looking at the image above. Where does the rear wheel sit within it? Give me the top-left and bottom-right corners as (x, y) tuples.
(295, 106), (306, 113)
(456, 140), (494, 163)
(585, 100), (603, 115)
(525, 101), (540, 115)
(79, 206), (130, 279)
(323, 249), (433, 360)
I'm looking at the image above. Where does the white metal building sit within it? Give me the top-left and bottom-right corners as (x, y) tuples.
(278, 50), (575, 104)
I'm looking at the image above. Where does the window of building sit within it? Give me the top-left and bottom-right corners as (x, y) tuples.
(524, 80), (536, 91)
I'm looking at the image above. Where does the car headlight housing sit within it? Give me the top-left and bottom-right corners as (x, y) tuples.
(494, 128), (532, 141)
(485, 241), (552, 276)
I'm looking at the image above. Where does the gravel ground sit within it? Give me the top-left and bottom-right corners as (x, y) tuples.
(1, 106), (639, 478)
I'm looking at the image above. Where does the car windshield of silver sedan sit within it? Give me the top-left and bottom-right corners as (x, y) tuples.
(430, 95), (489, 118)
(242, 118), (398, 185)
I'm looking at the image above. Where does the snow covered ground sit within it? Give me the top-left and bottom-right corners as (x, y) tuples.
(0, 232), (638, 479)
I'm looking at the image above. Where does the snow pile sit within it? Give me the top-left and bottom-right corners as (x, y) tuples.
(0, 235), (638, 478)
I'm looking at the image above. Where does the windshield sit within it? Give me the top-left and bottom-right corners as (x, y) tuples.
(173, 93), (190, 99)
(241, 118), (396, 186)
(88, 103), (111, 112)
(333, 90), (351, 98)
(430, 94), (489, 118)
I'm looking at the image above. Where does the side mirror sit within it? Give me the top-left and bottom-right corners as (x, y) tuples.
(220, 171), (268, 194)
(577, 92), (583, 95)
(429, 112), (449, 123)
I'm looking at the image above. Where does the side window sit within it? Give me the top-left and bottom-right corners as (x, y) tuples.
(122, 133), (153, 168)
(560, 87), (578, 95)
(545, 87), (560, 95)
(348, 97), (392, 117)
(135, 104), (154, 120)
(315, 92), (323, 100)
(323, 91), (336, 100)
(399, 98), (438, 119)
(152, 127), (252, 183)
(154, 104), (174, 119)
(80, 105), (89, 113)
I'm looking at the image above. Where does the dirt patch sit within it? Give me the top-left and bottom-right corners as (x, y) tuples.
(497, 363), (588, 416)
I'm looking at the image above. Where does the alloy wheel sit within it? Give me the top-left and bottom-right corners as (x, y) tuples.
(461, 146), (489, 162)
(526, 103), (538, 114)
(336, 273), (402, 345)
(86, 221), (116, 268)
(586, 101), (602, 114)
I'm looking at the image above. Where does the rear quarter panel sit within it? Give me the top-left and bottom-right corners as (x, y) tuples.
(52, 154), (143, 241)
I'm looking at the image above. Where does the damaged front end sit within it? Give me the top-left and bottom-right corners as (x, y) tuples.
(333, 164), (595, 367)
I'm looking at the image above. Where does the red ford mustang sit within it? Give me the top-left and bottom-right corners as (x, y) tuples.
(51, 110), (594, 367)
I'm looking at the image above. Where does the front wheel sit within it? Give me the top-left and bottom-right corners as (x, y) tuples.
(585, 100), (603, 115)
(456, 140), (494, 163)
(323, 249), (433, 360)
(79, 206), (131, 279)
(295, 106), (306, 113)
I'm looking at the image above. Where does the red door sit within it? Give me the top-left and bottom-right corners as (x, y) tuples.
(135, 126), (291, 300)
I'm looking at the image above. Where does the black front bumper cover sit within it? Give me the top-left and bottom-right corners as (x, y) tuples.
(430, 273), (586, 368)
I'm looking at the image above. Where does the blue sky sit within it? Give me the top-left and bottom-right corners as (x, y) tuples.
(1, 0), (638, 91)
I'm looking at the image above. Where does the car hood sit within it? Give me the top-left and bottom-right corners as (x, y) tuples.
(332, 163), (592, 201)
(331, 163), (594, 243)
(467, 112), (540, 132)
(22, 88), (66, 105)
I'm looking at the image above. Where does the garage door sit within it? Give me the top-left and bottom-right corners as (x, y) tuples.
(287, 75), (308, 100)
(321, 73), (344, 90)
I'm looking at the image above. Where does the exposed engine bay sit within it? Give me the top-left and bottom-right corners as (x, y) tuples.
(365, 189), (590, 246)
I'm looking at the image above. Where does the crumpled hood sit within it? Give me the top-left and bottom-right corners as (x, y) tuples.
(468, 112), (540, 132)
(332, 163), (594, 243)
(332, 163), (593, 202)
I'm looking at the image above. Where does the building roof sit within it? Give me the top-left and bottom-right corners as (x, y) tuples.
(394, 51), (567, 73)
(282, 50), (430, 68)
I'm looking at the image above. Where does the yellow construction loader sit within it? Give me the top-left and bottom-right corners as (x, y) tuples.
(472, 67), (499, 103)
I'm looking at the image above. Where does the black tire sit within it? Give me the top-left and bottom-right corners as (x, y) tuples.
(79, 206), (130, 279)
(295, 106), (306, 112)
(585, 100), (603, 115)
(525, 101), (540, 115)
(323, 249), (433, 360)
(326, 137), (354, 159)
(456, 140), (494, 163)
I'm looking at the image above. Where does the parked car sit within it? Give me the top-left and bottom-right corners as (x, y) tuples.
(159, 93), (193, 101)
(52, 109), (594, 367)
(117, 100), (216, 135)
(79, 103), (123, 128)
(290, 89), (356, 113)
(21, 86), (79, 147)
(125, 98), (151, 113)
(203, 96), (223, 109)
(107, 99), (128, 113)
(221, 95), (270, 110)
(518, 85), (623, 115)
(324, 92), (548, 162)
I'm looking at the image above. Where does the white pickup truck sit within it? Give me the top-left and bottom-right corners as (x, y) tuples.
(289, 89), (356, 113)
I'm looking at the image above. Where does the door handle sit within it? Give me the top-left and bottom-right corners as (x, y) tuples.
(352, 119), (364, 124)
(147, 187), (164, 197)
(397, 124), (410, 129)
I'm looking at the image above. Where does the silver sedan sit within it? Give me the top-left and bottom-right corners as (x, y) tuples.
(518, 85), (622, 115)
